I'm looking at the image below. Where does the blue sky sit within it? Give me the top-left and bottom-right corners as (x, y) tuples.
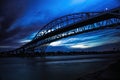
(0, 0), (120, 52)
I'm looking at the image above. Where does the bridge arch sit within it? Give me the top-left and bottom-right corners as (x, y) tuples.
(8, 7), (120, 55)
(33, 12), (101, 40)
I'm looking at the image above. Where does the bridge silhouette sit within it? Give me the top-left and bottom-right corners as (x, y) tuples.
(8, 7), (120, 55)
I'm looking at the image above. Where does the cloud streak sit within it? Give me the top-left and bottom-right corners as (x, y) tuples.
(0, 0), (120, 51)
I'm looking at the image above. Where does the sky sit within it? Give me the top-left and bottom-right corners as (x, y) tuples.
(0, 0), (120, 52)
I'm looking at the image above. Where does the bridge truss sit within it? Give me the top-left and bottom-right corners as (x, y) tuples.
(8, 7), (120, 55)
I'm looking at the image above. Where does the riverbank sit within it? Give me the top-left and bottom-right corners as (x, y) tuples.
(77, 60), (120, 80)
(0, 56), (119, 80)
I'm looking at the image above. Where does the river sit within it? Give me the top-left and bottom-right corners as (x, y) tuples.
(0, 54), (119, 80)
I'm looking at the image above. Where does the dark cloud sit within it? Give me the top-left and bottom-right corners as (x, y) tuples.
(0, 0), (31, 49)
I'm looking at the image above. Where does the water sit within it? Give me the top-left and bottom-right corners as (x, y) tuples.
(0, 54), (119, 80)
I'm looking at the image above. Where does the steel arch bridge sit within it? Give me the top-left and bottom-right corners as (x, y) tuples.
(9, 7), (120, 55)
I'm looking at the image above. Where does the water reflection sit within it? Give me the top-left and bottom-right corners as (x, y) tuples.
(0, 55), (119, 80)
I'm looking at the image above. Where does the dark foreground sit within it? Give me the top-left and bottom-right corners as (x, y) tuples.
(77, 60), (120, 80)
(0, 54), (120, 80)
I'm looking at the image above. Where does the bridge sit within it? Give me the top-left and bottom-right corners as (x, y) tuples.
(8, 7), (120, 55)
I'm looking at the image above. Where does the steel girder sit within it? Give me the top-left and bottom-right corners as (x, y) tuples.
(8, 6), (120, 54)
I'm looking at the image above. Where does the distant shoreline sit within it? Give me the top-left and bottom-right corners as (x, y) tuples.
(0, 52), (120, 60)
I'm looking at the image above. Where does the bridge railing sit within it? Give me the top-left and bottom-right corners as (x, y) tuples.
(33, 12), (101, 40)
(33, 6), (120, 41)
(32, 18), (120, 48)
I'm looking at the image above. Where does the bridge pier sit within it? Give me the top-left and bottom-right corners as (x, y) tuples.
(35, 44), (49, 57)
(26, 48), (35, 54)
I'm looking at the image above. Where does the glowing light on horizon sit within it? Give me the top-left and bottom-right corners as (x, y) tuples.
(70, 44), (90, 48)
(50, 41), (62, 46)
(49, 38), (79, 47)
(48, 29), (120, 50)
